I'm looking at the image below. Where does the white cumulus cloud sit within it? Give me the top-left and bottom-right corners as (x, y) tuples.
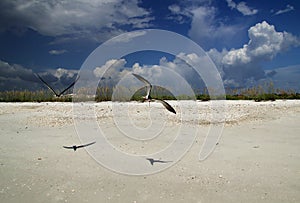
(93, 59), (129, 87)
(223, 21), (300, 65)
(208, 21), (300, 87)
(92, 51), (220, 95)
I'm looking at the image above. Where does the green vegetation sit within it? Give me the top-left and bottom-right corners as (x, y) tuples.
(223, 81), (300, 102)
(0, 83), (299, 102)
(0, 90), (73, 102)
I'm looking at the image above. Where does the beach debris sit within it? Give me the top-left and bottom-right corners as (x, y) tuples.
(146, 158), (172, 165)
(132, 73), (176, 114)
(189, 175), (196, 180)
(63, 141), (96, 151)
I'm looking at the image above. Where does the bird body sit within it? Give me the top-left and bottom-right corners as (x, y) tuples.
(63, 141), (96, 151)
(132, 73), (176, 114)
(132, 73), (152, 100)
(146, 158), (172, 165)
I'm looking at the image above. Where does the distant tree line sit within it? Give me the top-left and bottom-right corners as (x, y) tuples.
(0, 82), (299, 102)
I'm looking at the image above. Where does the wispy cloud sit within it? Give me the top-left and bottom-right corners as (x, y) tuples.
(106, 30), (147, 45)
(226, 0), (258, 16)
(167, 4), (192, 24)
(188, 6), (242, 48)
(273, 4), (294, 15)
(49, 49), (67, 55)
(166, 2), (245, 49)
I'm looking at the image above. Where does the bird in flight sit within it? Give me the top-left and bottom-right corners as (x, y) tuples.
(132, 73), (176, 114)
(146, 158), (172, 165)
(63, 141), (96, 151)
(35, 73), (79, 97)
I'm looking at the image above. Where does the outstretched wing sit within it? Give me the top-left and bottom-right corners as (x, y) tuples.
(158, 160), (173, 164)
(132, 73), (152, 99)
(58, 75), (80, 97)
(77, 141), (96, 149)
(63, 146), (74, 149)
(155, 99), (176, 114)
(35, 73), (59, 96)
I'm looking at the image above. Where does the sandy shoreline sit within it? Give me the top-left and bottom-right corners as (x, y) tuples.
(0, 100), (300, 202)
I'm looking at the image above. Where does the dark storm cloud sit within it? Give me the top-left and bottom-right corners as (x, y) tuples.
(0, 60), (78, 91)
(0, 60), (36, 82)
(0, 0), (152, 43)
(264, 65), (300, 92)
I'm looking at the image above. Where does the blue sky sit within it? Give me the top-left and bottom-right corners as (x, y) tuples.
(0, 0), (299, 91)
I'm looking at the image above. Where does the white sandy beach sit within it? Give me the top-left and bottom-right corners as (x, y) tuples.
(0, 100), (300, 202)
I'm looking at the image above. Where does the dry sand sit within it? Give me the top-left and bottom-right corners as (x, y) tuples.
(0, 100), (300, 202)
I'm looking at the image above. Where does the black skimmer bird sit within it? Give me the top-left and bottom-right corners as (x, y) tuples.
(132, 73), (176, 114)
(63, 141), (96, 151)
(35, 73), (79, 97)
(146, 158), (172, 165)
